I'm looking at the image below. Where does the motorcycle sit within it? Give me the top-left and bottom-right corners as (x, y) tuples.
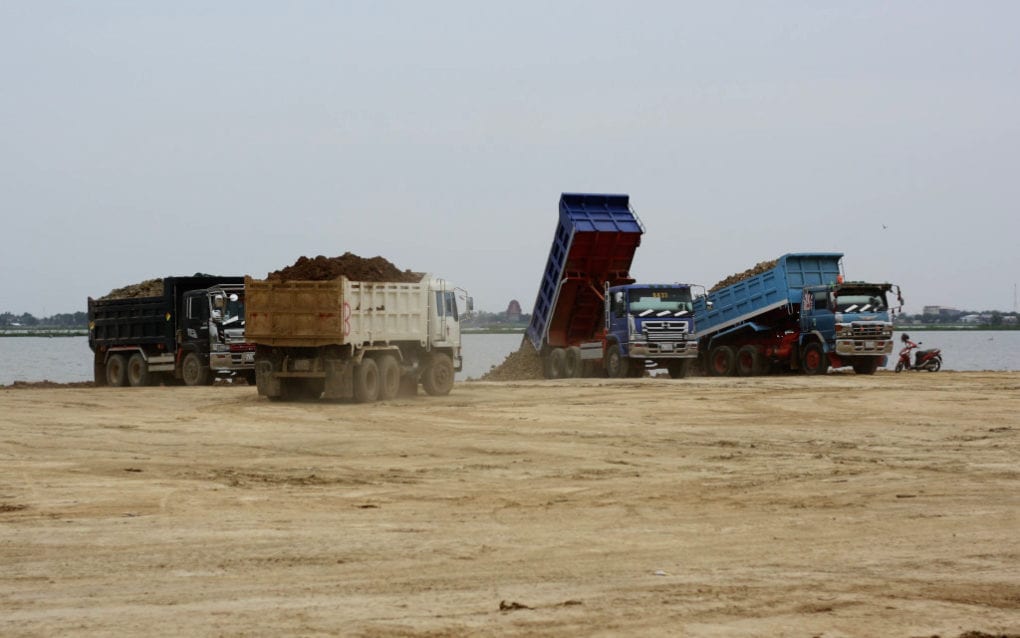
(895, 333), (942, 372)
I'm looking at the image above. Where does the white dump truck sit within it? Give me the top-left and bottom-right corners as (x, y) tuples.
(244, 274), (466, 401)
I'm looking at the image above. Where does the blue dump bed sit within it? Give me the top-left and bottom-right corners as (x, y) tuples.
(526, 193), (644, 351)
(693, 253), (842, 339)
(89, 275), (243, 351)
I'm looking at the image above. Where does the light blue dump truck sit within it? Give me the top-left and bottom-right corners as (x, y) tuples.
(693, 253), (901, 376)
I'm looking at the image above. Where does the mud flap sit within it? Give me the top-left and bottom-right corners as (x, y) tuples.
(323, 359), (353, 400)
(255, 360), (281, 398)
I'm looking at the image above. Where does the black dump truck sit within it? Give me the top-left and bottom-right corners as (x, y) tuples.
(88, 275), (255, 387)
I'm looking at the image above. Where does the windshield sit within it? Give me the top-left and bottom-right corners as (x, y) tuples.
(627, 287), (693, 316)
(835, 290), (887, 313)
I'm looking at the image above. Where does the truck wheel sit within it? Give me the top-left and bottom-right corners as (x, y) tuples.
(707, 346), (736, 377)
(564, 347), (583, 378)
(605, 345), (629, 378)
(667, 359), (690, 379)
(377, 354), (401, 400)
(736, 346), (761, 377)
(422, 353), (455, 396)
(127, 353), (151, 387)
(852, 357), (880, 375)
(800, 342), (827, 375)
(544, 348), (567, 379)
(106, 354), (128, 387)
(354, 358), (380, 403)
(182, 352), (211, 386)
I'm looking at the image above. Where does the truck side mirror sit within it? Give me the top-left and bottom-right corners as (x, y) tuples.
(466, 297), (474, 312)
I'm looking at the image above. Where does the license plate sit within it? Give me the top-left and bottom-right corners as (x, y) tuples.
(660, 343), (674, 352)
(865, 341), (875, 349)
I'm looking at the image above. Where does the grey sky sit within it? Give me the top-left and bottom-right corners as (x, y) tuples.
(2, 1), (1018, 316)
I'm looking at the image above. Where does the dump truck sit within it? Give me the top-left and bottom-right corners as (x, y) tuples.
(244, 274), (465, 401)
(526, 193), (699, 379)
(88, 276), (255, 387)
(692, 253), (900, 376)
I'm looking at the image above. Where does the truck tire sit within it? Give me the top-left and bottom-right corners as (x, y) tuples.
(605, 345), (628, 379)
(667, 359), (690, 379)
(106, 354), (128, 387)
(377, 354), (401, 400)
(182, 352), (211, 386)
(736, 346), (761, 377)
(800, 342), (827, 375)
(851, 357), (880, 375)
(354, 358), (380, 403)
(422, 353), (455, 396)
(544, 348), (567, 379)
(127, 353), (151, 387)
(707, 345), (736, 377)
(564, 347), (583, 378)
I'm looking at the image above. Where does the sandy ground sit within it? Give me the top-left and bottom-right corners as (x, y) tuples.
(1, 372), (1018, 637)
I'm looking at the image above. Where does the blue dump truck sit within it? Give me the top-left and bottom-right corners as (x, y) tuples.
(526, 193), (699, 379)
(692, 253), (900, 376)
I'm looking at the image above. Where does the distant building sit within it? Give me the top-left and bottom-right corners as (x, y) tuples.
(506, 300), (523, 321)
(923, 306), (959, 317)
(960, 314), (984, 324)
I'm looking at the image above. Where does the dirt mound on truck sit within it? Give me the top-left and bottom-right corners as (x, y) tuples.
(99, 278), (164, 300)
(709, 259), (779, 292)
(267, 253), (422, 283)
(479, 337), (546, 381)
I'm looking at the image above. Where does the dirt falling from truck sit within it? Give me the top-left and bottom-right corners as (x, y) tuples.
(709, 259), (779, 292)
(478, 337), (545, 381)
(266, 253), (422, 283)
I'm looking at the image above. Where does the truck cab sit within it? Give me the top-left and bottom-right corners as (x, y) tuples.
(429, 280), (465, 373)
(800, 282), (895, 361)
(607, 283), (698, 361)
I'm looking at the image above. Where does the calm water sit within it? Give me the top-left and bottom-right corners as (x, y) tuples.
(1, 331), (1018, 385)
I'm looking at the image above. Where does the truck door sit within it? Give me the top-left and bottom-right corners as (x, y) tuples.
(182, 291), (211, 350)
(431, 289), (460, 346)
(802, 289), (835, 342)
(608, 290), (629, 351)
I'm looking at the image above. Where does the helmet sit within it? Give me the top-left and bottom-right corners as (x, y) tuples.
(901, 333), (910, 343)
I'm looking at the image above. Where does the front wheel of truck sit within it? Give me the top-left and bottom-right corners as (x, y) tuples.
(422, 353), (454, 396)
(852, 357), (880, 375)
(667, 359), (691, 379)
(182, 352), (211, 386)
(800, 342), (828, 375)
(605, 345), (628, 379)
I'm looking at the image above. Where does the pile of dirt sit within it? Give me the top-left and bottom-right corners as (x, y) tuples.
(267, 253), (422, 283)
(709, 259), (778, 292)
(478, 337), (545, 381)
(99, 278), (164, 300)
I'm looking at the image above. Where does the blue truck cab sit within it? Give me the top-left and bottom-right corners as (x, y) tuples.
(606, 282), (698, 361)
(693, 253), (898, 376)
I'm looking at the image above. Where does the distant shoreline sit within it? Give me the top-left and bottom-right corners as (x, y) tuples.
(0, 330), (88, 338)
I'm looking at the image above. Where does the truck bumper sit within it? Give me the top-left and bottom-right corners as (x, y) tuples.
(835, 339), (893, 356)
(210, 350), (256, 371)
(629, 341), (699, 358)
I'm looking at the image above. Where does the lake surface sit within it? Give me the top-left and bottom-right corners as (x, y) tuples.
(1, 331), (1018, 385)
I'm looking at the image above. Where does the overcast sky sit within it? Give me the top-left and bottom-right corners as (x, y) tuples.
(2, 1), (1018, 316)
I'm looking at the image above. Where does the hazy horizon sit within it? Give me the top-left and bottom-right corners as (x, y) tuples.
(3, 2), (1017, 317)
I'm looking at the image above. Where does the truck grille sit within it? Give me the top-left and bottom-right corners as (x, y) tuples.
(852, 324), (889, 338)
(642, 321), (689, 341)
